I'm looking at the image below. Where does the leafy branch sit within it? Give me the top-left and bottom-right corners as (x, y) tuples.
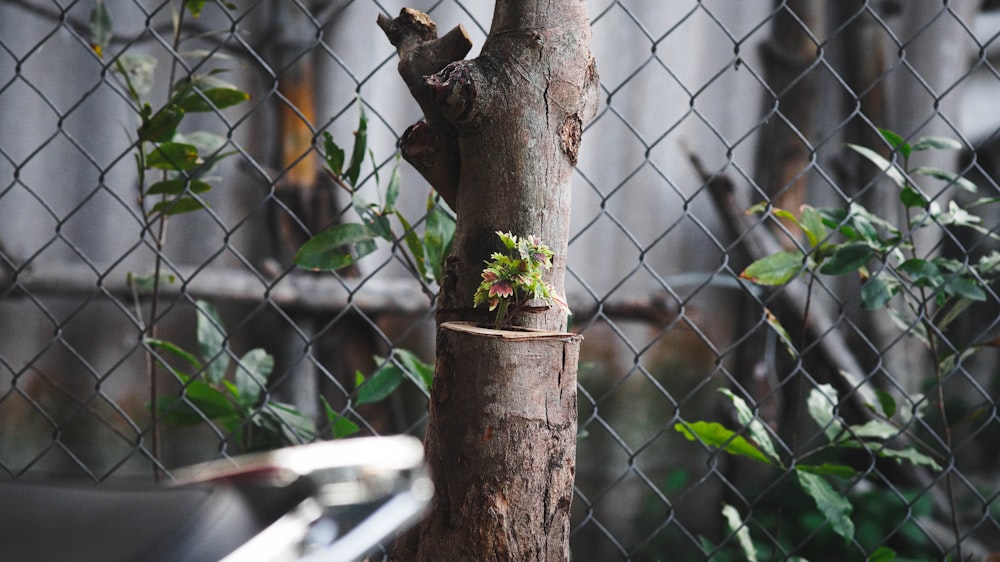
(732, 128), (997, 560)
(293, 106), (456, 297)
(321, 348), (434, 439)
(676, 385), (939, 548)
(151, 301), (315, 452)
(91, 1), (249, 473)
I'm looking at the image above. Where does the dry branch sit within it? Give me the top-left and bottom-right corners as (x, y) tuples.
(0, 261), (676, 324)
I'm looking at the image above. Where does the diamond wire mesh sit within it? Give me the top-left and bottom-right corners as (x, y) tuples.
(1, 0), (1000, 559)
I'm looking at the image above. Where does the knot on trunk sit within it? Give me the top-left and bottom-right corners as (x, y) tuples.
(378, 8), (472, 211)
(425, 61), (478, 125)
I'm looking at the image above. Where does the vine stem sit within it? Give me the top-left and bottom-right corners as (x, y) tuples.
(143, 3), (187, 481)
(921, 295), (962, 560)
(908, 190), (962, 560)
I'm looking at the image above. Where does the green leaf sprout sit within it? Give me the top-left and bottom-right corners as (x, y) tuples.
(473, 231), (567, 329)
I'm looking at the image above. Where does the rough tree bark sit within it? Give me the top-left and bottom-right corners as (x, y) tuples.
(377, 2), (599, 560)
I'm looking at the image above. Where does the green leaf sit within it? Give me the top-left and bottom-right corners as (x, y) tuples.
(127, 272), (176, 295)
(875, 390), (897, 418)
(933, 257), (965, 274)
(329, 412), (360, 439)
(821, 204), (890, 246)
(818, 243), (874, 275)
(771, 208), (803, 229)
(344, 105), (368, 187)
(910, 166), (977, 193)
(795, 471), (854, 542)
(740, 251), (804, 286)
(897, 258), (942, 288)
(746, 201), (769, 215)
(799, 206), (827, 249)
(394, 348), (435, 392)
(722, 503), (759, 562)
(878, 128), (911, 160)
(943, 275), (986, 301)
(355, 361), (405, 405)
(145, 337), (201, 369)
(807, 384), (844, 442)
(146, 178), (212, 196)
(185, 0), (207, 17)
(795, 463), (857, 479)
(351, 193), (390, 242)
(177, 87), (250, 113)
(116, 53), (158, 98)
(221, 379), (239, 399)
(369, 148), (379, 185)
(968, 196), (1000, 209)
(976, 251), (1000, 276)
(847, 143), (906, 188)
(876, 446), (941, 471)
(836, 369), (880, 415)
(846, 419), (900, 440)
(196, 300), (229, 385)
(233, 349), (272, 406)
(697, 536), (720, 556)
(267, 402), (317, 444)
(359, 208), (392, 241)
(718, 389), (779, 463)
(923, 201), (973, 229)
(425, 198), (456, 283)
(320, 396), (360, 439)
(867, 546), (897, 562)
(396, 212), (428, 282)
(899, 185), (927, 208)
(764, 309), (799, 360)
(177, 129), (226, 154)
(174, 75), (249, 112)
(323, 132), (345, 176)
(89, 2), (112, 58)
(384, 163), (401, 212)
(157, 380), (236, 426)
(936, 298), (974, 333)
(911, 136), (963, 152)
(176, 131), (232, 177)
(146, 142), (200, 171)
(674, 421), (774, 465)
(150, 197), (207, 216)
(886, 308), (930, 348)
(939, 347), (978, 379)
(139, 104), (185, 143)
(293, 223), (379, 271)
(861, 272), (900, 309)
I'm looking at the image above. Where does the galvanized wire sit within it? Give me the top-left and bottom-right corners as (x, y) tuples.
(1, 0), (999, 559)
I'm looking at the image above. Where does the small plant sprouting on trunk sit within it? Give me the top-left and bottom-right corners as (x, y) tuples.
(473, 231), (567, 330)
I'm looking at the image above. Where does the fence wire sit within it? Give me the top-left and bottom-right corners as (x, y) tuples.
(2, 1), (1000, 560)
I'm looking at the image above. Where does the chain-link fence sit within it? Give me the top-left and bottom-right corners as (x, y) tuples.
(2, 0), (1000, 560)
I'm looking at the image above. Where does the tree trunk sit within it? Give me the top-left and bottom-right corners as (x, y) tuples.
(378, 2), (598, 560)
(756, 0), (822, 226)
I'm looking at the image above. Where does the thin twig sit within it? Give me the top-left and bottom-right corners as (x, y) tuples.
(143, 1), (188, 482)
(6, 0), (249, 59)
